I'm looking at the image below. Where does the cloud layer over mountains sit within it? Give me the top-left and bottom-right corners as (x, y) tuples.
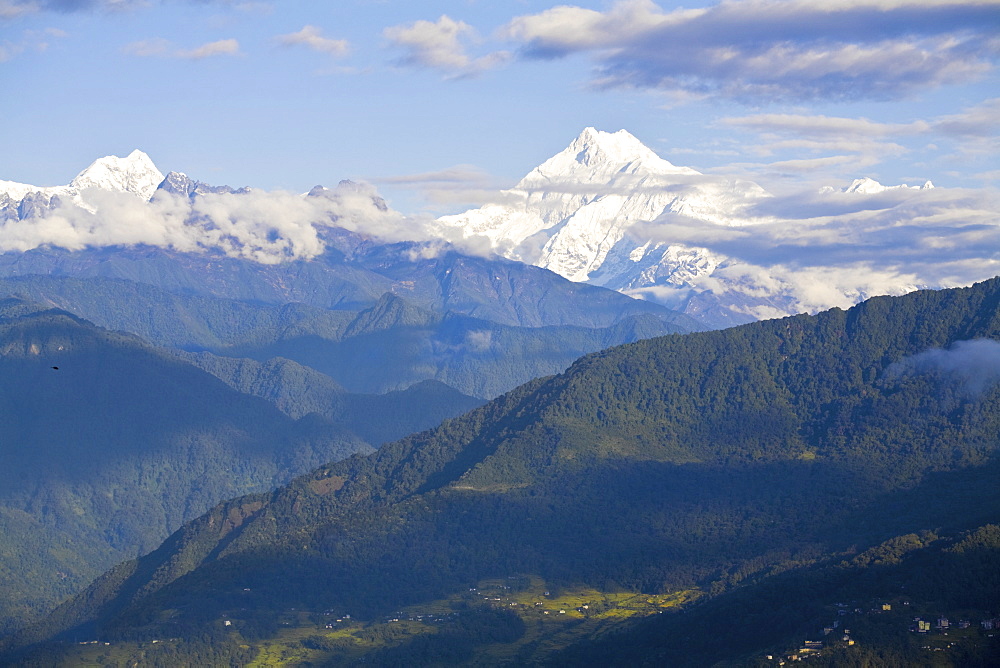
(0, 183), (414, 264)
(629, 184), (999, 314)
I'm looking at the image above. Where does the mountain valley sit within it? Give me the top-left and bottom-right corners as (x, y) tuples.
(4, 277), (998, 666)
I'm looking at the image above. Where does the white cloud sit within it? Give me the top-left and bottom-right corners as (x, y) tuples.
(715, 100), (1000, 183)
(0, 25), (67, 62)
(384, 14), (510, 77)
(628, 183), (1000, 316)
(176, 38), (239, 59)
(933, 98), (1000, 137)
(124, 36), (239, 59)
(0, 42), (22, 62)
(122, 37), (169, 57)
(0, 0), (38, 18)
(888, 339), (1000, 398)
(500, 0), (1000, 102)
(0, 182), (432, 263)
(720, 113), (931, 139)
(275, 25), (349, 57)
(373, 165), (510, 209)
(465, 330), (493, 352)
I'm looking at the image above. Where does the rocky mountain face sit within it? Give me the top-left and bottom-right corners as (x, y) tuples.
(155, 171), (252, 199)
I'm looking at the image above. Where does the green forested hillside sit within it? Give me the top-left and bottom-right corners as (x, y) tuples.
(10, 278), (999, 665)
(0, 300), (373, 636)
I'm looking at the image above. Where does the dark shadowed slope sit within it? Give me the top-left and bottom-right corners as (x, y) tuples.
(0, 300), (372, 635)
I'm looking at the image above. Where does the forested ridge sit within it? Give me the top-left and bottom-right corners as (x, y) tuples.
(7, 277), (999, 665)
(0, 274), (693, 397)
(0, 299), (380, 636)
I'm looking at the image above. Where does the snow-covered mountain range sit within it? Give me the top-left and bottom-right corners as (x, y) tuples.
(0, 134), (991, 327)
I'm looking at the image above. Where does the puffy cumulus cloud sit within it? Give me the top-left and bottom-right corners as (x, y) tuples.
(719, 262), (924, 314)
(275, 25), (349, 56)
(0, 182), (428, 264)
(465, 329), (493, 352)
(500, 0), (1000, 101)
(186, 190), (326, 262)
(124, 37), (240, 59)
(305, 181), (433, 244)
(0, 189), (194, 254)
(384, 14), (510, 77)
(887, 339), (1000, 398)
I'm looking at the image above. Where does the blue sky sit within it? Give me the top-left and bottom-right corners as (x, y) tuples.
(1, 0), (998, 215)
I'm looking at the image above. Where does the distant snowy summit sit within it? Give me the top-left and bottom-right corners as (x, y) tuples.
(0, 150), (164, 207)
(822, 177), (935, 195)
(69, 150), (164, 200)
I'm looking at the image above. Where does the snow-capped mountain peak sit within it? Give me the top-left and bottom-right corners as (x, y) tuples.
(70, 150), (164, 200)
(435, 127), (767, 285)
(520, 127), (698, 189)
(842, 177), (934, 194)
